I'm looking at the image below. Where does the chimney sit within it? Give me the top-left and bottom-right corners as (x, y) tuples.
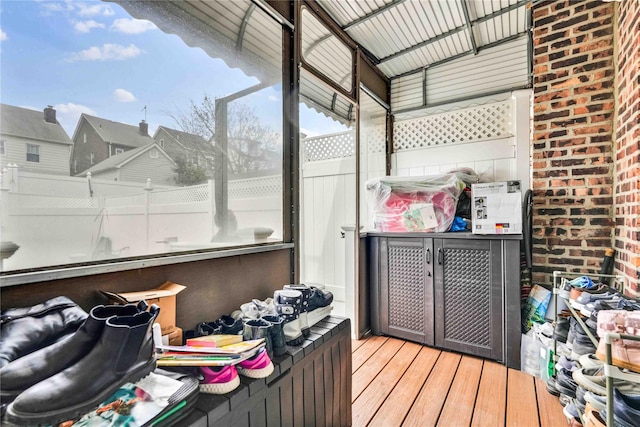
(44, 105), (56, 124)
(139, 120), (149, 135)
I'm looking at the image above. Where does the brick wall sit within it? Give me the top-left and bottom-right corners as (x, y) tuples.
(614, 0), (639, 296)
(532, 0), (639, 296)
(532, 1), (616, 284)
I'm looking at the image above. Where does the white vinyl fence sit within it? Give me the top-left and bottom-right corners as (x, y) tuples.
(0, 168), (282, 271)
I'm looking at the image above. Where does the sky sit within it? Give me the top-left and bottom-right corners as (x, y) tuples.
(0, 0), (348, 140)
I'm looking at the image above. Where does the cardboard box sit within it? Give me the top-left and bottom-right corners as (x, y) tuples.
(162, 327), (183, 346)
(101, 281), (186, 335)
(471, 181), (522, 235)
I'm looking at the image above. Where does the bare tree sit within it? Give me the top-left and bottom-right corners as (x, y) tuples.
(168, 94), (280, 174)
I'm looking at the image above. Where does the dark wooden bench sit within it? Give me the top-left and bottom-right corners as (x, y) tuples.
(177, 316), (352, 426)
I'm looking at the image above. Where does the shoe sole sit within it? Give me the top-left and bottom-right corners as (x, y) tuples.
(199, 375), (240, 394)
(5, 359), (156, 425)
(237, 361), (274, 379)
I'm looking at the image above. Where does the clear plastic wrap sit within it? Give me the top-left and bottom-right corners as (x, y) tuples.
(366, 173), (466, 233)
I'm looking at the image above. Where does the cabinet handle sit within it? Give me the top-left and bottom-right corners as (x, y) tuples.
(437, 248), (443, 265)
(426, 248), (431, 264)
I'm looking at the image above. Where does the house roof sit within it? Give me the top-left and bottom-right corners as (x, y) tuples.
(154, 126), (214, 155)
(81, 142), (175, 175)
(0, 103), (72, 145)
(77, 114), (154, 148)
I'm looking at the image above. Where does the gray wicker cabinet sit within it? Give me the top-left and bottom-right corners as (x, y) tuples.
(368, 232), (521, 368)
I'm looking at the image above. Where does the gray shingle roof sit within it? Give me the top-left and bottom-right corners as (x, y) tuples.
(0, 104), (72, 145)
(82, 142), (175, 175)
(154, 126), (214, 155)
(81, 114), (153, 148)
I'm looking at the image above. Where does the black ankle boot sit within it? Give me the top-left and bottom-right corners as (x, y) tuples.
(6, 306), (159, 425)
(0, 303), (143, 402)
(242, 318), (274, 359)
(262, 315), (287, 357)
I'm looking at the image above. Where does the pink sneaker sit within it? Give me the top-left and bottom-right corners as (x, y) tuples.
(199, 365), (240, 394)
(237, 348), (274, 378)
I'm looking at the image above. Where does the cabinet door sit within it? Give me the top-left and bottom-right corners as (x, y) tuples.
(434, 239), (503, 361)
(380, 237), (434, 345)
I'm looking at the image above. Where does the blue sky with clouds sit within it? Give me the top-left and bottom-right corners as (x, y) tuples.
(0, 0), (346, 139)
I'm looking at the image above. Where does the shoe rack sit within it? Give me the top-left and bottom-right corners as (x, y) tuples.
(551, 270), (640, 426)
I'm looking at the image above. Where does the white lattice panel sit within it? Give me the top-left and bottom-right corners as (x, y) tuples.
(229, 175), (282, 198)
(393, 101), (513, 151)
(303, 132), (355, 162)
(150, 185), (210, 205)
(366, 124), (386, 154)
(10, 193), (99, 209)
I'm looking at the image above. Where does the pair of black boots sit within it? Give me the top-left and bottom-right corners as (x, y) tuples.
(1, 301), (159, 425)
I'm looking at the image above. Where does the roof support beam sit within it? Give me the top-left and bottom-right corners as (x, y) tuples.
(378, 0), (529, 64)
(459, 0), (478, 55)
(390, 33), (525, 80)
(342, 0), (408, 31)
(237, 3), (256, 50)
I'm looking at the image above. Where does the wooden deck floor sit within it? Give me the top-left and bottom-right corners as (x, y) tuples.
(351, 336), (567, 427)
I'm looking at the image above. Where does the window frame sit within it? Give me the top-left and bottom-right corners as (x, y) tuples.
(0, 0), (297, 287)
(26, 143), (40, 163)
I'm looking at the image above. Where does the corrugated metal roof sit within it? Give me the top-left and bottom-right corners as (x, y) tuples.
(114, 0), (531, 122)
(316, 0), (530, 79)
(0, 104), (73, 145)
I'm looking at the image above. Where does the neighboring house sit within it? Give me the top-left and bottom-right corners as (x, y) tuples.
(0, 104), (73, 175)
(71, 114), (154, 176)
(153, 126), (215, 175)
(82, 142), (177, 185)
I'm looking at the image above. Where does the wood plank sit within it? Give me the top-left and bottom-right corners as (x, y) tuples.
(368, 346), (441, 426)
(535, 377), (568, 427)
(437, 355), (484, 426)
(352, 335), (388, 373)
(351, 341), (422, 427)
(506, 368), (539, 427)
(351, 338), (367, 352)
(403, 351), (462, 427)
(313, 352), (326, 427)
(471, 360), (507, 427)
(352, 337), (405, 400)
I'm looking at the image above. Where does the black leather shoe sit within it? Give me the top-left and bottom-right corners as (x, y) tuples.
(0, 303), (142, 402)
(6, 306), (159, 425)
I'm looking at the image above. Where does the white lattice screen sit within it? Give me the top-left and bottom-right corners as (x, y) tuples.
(229, 175), (281, 198)
(10, 193), (99, 209)
(303, 132), (355, 162)
(150, 185), (210, 205)
(366, 124), (386, 154)
(393, 101), (513, 151)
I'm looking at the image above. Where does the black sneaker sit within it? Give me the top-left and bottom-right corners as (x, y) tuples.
(546, 377), (561, 396)
(555, 368), (578, 398)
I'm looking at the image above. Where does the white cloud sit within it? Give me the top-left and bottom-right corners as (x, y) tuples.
(40, 2), (66, 13)
(268, 95), (279, 102)
(74, 20), (105, 33)
(113, 89), (136, 103)
(110, 18), (156, 34)
(53, 103), (97, 136)
(0, 28), (7, 41)
(67, 43), (142, 62)
(75, 3), (114, 17)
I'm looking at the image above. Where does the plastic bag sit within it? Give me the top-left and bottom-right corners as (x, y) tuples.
(366, 174), (466, 233)
(521, 284), (552, 333)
